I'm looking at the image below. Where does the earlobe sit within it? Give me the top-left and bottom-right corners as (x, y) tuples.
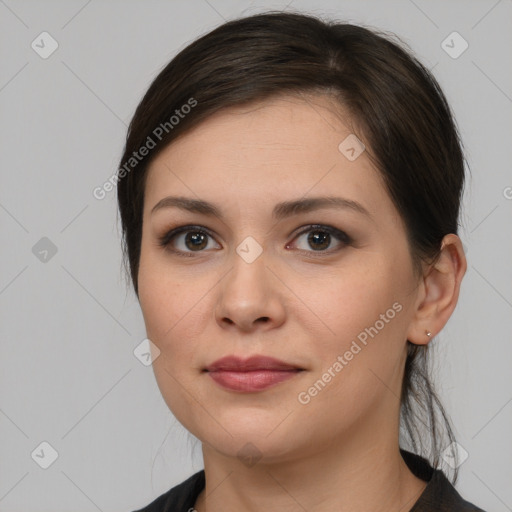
(406, 234), (467, 346)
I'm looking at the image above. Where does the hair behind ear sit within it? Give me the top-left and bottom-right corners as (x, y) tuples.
(401, 342), (459, 483)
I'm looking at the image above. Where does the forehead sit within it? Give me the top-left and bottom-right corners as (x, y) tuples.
(170, 93), (354, 151)
(143, 93), (389, 220)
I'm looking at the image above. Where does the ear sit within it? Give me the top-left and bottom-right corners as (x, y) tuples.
(406, 234), (467, 345)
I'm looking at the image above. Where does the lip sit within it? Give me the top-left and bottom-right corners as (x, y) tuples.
(204, 355), (304, 392)
(205, 355), (303, 372)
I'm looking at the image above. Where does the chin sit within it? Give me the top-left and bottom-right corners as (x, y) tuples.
(203, 432), (296, 465)
(188, 415), (307, 464)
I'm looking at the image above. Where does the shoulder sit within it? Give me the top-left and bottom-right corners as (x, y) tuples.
(414, 469), (488, 511)
(401, 449), (488, 512)
(130, 470), (205, 512)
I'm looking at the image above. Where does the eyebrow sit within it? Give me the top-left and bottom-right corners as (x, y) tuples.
(151, 195), (372, 220)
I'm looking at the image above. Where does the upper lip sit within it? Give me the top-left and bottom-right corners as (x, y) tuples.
(204, 355), (303, 372)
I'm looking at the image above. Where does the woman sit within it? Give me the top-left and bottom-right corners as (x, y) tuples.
(117, 11), (486, 512)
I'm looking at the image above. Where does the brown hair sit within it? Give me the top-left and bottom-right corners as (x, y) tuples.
(117, 10), (466, 481)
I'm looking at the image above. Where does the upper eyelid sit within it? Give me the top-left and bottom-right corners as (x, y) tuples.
(292, 225), (351, 247)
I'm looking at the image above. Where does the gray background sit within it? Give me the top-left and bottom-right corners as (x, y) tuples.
(1, 0), (511, 511)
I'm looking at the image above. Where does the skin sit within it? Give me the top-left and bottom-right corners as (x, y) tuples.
(137, 93), (467, 512)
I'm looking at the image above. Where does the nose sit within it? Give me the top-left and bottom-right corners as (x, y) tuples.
(215, 251), (286, 333)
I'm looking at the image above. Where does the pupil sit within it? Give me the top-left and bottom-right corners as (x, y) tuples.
(186, 232), (207, 251)
(308, 231), (330, 250)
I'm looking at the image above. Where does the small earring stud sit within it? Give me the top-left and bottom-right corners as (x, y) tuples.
(426, 330), (432, 337)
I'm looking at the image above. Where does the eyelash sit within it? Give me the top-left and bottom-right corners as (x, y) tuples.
(157, 224), (353, 258)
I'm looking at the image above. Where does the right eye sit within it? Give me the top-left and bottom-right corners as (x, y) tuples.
(158, 225), (221, 257)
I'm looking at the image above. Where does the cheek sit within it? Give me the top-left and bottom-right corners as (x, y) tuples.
(137, 259), (208, 427)
(296, 256), (413, 411)
(293, 271), (408, 426)
(302, 262), (405, 343)
(137, 250), (214, 366)
(138, 239), (185, 336)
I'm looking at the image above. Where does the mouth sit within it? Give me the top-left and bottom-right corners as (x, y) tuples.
(204, 355), (304, 372)
(203, 355), (305, 392)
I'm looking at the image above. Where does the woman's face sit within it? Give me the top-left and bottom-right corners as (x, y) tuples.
(138, 94), (423, 463)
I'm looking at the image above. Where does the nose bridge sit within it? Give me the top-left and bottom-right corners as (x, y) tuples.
(215, 239), (283, 330)
(226, 238), (269, 300)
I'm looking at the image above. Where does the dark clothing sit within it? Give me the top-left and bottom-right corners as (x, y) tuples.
(132, 449), (486, 511)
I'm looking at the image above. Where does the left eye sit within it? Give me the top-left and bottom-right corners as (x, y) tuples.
(288, 225), (352, 253)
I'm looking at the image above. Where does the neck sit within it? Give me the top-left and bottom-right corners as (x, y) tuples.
(194, 425), (427, 512)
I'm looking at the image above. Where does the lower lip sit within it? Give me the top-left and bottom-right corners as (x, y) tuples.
(207, 369), (302, 392)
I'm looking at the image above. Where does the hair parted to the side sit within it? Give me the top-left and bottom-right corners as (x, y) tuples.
(117, 10), (467, 482)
